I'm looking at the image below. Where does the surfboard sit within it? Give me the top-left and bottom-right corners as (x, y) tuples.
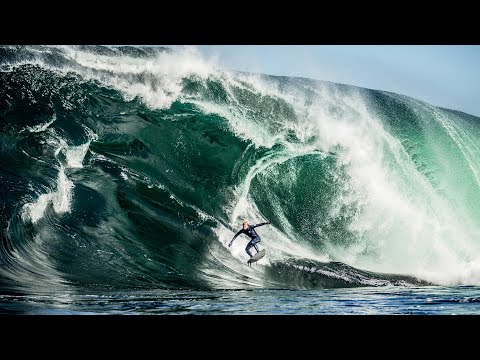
(247, 249), (265, 266)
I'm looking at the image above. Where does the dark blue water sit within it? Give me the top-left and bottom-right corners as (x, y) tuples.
(2, 286), (480, 315)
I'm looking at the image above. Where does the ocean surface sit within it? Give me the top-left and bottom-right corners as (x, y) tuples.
(1, 45), (480, 315)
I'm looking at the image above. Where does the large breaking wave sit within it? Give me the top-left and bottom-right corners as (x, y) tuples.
(1, 45), (479, 295)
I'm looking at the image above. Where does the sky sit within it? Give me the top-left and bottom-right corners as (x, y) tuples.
(184, 45), (480, 117)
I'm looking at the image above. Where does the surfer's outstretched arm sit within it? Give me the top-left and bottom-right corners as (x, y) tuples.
(251, 221), (271, 228)
(228, 230), (243, 247)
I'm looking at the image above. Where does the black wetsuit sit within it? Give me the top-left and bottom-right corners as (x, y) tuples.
(229, 222), (270, 257)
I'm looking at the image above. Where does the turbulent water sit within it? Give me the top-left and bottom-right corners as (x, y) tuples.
(1, 45), (480, 314)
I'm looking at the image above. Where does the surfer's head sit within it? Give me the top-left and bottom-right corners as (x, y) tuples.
(242, 219), (249, 229)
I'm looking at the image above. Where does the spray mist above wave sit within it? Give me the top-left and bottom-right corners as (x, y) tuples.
(0, 45), (220, 109)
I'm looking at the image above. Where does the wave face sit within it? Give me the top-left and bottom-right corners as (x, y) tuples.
(1, 45), (480, 294)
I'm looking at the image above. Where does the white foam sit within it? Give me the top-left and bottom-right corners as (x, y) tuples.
(21, 113), (56, 133)
(63, 143), (90, 168)
(50, 45), (220, 109)
(22, 166), (73, 224)
(60, 126), (97, 169)
(21, 125), (97, 223)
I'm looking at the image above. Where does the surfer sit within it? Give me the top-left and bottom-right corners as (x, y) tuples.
(228, 219), (271, 257)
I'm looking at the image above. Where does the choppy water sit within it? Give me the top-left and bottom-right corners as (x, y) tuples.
(2, 287), (480, 315)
